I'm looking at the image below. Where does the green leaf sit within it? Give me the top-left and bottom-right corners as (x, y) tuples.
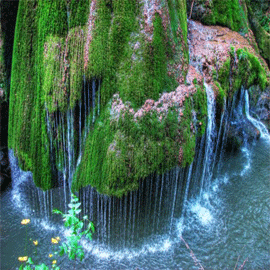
(69, 250), (76, 260)
(53, 209), (63, 215)
(68, 209), (75, 215)
(35, 264), (49, 270)
(59, 246), (65, 256)
(88, 222), (95, 232)
(78, 221), (83, 229)
(78, 250), (84, 261)
(19, 265), (24, 270)
(73, 203), (81, 209)
(83, 215), (88, 220)
(71, 194), (79, 201)
(86, 233), (92, 240)
(62, 242), (68, 254)
(27, 257), (34, 265)
(68, 203), (74, 209)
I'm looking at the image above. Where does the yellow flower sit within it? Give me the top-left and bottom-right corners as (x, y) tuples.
(18, 256), (28, 262)
(48, 254), (53, 258)
(51, 237), (59, 244)
(33, 240), (38, 246)
(55, 236), (61, 241)
(21, 219), (30, 225)
(52, 260), (57, 264)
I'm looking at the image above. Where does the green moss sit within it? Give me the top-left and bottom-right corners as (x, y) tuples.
(43, 36), (66, 112)
(68, 0), (90, 28)
(217, 48), (269, 100)
(193, 83), (208, 136)
(202, 0), (248, 33)
(217, 58), (231, 95)
(87, 0), (111, 78)
(87, 0), (139, 106)
(247, 5), (270, 67)
(215, 81), (225, 107)
(9, 0), (193, 195)
(9, 0), (52, 189)
(171, 0), (188, 55)
(8, 0), (91, 189)
(87, 1), (187, 108)
(68, 27), (86, 108)
(73, 83), (207, 197)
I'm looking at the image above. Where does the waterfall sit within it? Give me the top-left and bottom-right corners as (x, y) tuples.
(9, 47), (270, 254)
(244, 90), (270, 140)
(200, 82), (217, 195)
(9, 81), (270, 255)
(66, 108), (75, 189)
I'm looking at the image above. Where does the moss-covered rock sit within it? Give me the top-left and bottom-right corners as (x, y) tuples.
(8, 0), (190, 193)
(217, 48), (269, 99)
(9, 0), (269, 197)
(72, 83), (207, 197)
(247, 6), (270, 67)
(187, 0), (249, 33)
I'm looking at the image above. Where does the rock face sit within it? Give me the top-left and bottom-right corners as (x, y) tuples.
(255, 90), (270, 131)
(226, 121), (260, 151)
(0, 148), (11, 193)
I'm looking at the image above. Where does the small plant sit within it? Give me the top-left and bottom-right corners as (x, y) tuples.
(18, 193), (94, 269)
(53, 193), (95, 261)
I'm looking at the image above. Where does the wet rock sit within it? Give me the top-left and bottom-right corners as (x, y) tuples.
(226, 119), (260, 151)
(0, 149), (11, 193)
(0, 151), (4, 161)
(255, 91), (270, 131)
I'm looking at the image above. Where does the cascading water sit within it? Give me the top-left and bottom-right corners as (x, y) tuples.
(244, 89), (270, 140)
(200, 82), (217, 195)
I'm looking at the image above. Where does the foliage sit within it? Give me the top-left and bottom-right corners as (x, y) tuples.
(53, 194), (95, 261)
(17, 194), (94, 270)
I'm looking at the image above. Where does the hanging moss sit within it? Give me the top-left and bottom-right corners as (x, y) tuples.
(167, 0), (189, 74)
(68, 0), (90, 28)
(73, 84), (207, 197)
(69, 27), (86, 108)
(43, 36), (67, 113)
(9, 0), (198, 195)
(8, 0), (91, 189)
(87, 0), (112, 78)
(193, 82), (208, 136)
(8, 0), (52, 189)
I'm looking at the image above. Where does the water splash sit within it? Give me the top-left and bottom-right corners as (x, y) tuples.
(191, 202), (214, 226)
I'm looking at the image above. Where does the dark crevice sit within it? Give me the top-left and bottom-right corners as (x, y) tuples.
(0, 0), (19, 192)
